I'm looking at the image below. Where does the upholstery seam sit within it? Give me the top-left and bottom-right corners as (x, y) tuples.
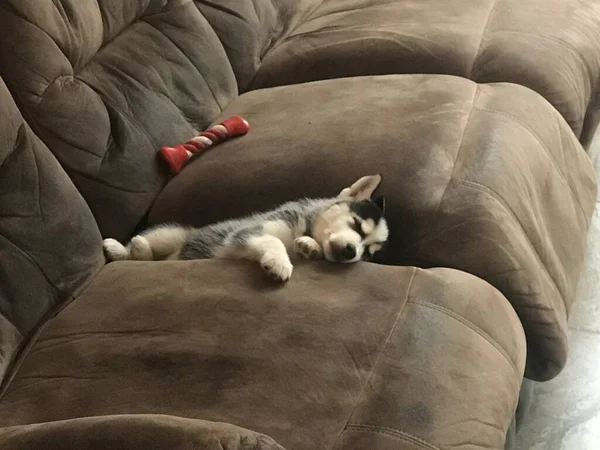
(73, 76), (159, 158)
(329, 268), (417, 450)
(30, 138), (43, 218)
(407, 299), (520, 374)
(0, 124), (24, 178)
(0, 290), (74, 400)
(473, 106), (588, 219)
(245, 0), (326, 91)
(469, 0), (498, 77)
(0, 233), (68, 297)
(417, 84), (479, 257)
(298, 1), (402, 22)
(139, 18), (224, 111)
(451, 177), (567, 318)
(0, 3), (72, 76)
(196, 0), (247, 23)
(68, 167), (159, 194)
(344, 424), (440, 450)
(0, 254), (103, 399)
(491, 30), (591, 103)
(190, 4), (237, 94)
(91, 0), (194, 64)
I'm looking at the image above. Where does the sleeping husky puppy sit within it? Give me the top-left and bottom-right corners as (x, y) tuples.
(103, 174), (388, 282)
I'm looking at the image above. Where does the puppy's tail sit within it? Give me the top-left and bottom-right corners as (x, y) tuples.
(103, 225), (190, 262)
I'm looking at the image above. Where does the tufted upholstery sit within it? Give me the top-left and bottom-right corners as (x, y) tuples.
(0, 0), (240, 240)
(251, 0), (600, 148)
(0, 78), (103, 383)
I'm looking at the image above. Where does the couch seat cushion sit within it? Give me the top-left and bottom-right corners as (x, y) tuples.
(251, 0), (600, 147)
(0, 415), (284, 450)
(0, 261), (524, 450)
(149, 74), (597, 381)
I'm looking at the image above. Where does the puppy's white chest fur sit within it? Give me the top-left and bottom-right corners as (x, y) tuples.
(262, 219), (306, 251)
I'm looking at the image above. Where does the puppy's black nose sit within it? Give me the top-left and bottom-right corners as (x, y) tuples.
(343, 243), (356, 260)
(332, 243), (357, 261)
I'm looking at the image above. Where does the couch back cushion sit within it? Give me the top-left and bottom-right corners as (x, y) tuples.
(0, 0), (245, 240)
(194, 0), (322, 92)
(0, 78), (104, 385)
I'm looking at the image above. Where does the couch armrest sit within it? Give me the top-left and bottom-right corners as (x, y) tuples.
(0, 77), (103, 384)
(334, 268), (526, 450)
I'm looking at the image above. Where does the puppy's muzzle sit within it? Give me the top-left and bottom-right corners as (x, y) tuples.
(331, 243), (357, 262)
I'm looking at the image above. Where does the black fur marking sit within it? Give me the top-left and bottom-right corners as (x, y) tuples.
(352, 217), (367, 238)
(350, 200), (383, 224)
(373, 196), (385, 214)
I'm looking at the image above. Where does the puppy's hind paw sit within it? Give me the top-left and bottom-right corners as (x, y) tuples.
(129, 236), (153, 261)
(294, 236), (323, 260)
(103, 238), (129, 262)
(260, 254), (293, 282)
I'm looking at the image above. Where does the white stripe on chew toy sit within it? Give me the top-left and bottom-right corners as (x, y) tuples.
(159, 116), (250, 174)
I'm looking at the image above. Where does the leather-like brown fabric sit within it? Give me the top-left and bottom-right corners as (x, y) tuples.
(149, 75), (597, 381)
(0, 415), (285, 450)
(194, 0), (321, 92)
(0, 0), (240, 241)
(251, 0), (600, 148)
(0, 261), (525, 450)
(0, 78), (103, 384)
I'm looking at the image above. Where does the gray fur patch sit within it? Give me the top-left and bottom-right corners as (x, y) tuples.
(179, 198), (338, 259)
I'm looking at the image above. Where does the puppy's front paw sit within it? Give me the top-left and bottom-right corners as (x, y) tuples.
(295, 236), (323, 260)
(260, 253), (293, 282)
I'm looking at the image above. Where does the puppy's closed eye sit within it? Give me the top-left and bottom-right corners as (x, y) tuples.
(351, 217), (366, 238)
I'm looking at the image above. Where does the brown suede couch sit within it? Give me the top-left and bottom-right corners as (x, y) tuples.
(0, 1), (599, 449)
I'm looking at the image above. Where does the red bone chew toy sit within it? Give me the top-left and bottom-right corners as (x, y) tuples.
(159, 116), (250, 174)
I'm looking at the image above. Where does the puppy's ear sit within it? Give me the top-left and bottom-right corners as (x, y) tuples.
(373, 195), (386, 213)
(338, 174), (383, 200)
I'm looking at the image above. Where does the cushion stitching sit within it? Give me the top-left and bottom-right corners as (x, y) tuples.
(255, 0), (325, 57)
(489, 29), (592, 116)
(469, 0), (498, 77)
(407, 299), (520, 375)
(30, 138), (43, 218)
(91, 0), (195, 66)
(417, 84), (479, 257)
(453, 178), (567, 319)
(344, 424), (439, 450)
(0, 233), (68, 299)
(73, 75), (159, 153)
(473, 106), (589, 219)
(0, 124), (42, 219)
(197, 0), (248, 24)
(69, 167), (160, 195)
(0, 3), (73, 75)
(329, 267), (417, 450)
(139, 19), (224, 112)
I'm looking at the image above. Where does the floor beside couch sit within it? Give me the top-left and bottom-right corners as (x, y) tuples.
(515, 135), (600, 449)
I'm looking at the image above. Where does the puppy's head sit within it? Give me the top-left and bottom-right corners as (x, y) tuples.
(313, 174), (389, 263)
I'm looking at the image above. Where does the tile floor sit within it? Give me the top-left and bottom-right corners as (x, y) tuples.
(514, 138), (600, 449)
